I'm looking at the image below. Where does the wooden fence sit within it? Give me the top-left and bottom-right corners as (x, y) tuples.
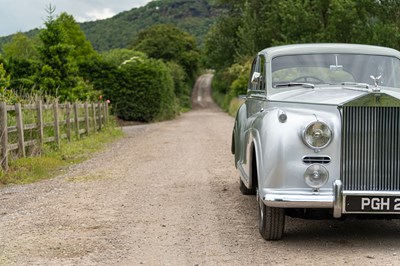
(0, 101), (109, 171)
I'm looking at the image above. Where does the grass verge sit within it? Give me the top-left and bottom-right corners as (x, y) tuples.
(228, 97), (245, 117)
(0, 125), (123, 187)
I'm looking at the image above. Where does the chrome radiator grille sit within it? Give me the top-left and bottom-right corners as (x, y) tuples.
(341, 106), (400, 191)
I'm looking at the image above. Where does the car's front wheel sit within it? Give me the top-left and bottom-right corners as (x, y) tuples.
(258, 190), (285, 240)
(239, 178), (256, 195)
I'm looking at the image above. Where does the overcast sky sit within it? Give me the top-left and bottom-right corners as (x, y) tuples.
(0, 0), (153, 37)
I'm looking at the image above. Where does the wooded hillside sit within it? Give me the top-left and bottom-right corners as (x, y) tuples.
(81, 0), (222, 50)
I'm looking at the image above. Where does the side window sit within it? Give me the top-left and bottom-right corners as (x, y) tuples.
(258, 55), (266, 90)
(248, 57), (258, 92)
(248, 55), (266, 92)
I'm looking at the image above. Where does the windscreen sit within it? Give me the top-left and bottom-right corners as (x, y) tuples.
(272, 54), (400, 88)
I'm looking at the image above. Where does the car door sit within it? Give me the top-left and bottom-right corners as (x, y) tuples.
(240, 54), (267, 182)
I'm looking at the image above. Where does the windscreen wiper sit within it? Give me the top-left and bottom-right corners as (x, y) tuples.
(274, 82), (315, 89)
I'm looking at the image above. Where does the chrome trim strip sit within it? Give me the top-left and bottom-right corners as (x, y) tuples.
(237, 163), (251, 187)
(263, 194), (333, 208)
(302, 155), (331, 164)
(342, 191), (400, 196)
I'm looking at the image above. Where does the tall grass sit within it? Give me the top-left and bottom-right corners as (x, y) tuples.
(228, 97), (245, 117)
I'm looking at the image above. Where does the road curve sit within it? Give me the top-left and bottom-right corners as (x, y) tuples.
(191, 73), (214, 109)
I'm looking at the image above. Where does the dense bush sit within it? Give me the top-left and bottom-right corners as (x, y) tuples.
(79, 49), (147, 105)
(166, 61), (191, 110)
(132, 24), (200, 84)
(80, 49), (180, 122)
(113, 57), (178, 122)
(211, 59), (252, 111)
(207, 0), (400, 116)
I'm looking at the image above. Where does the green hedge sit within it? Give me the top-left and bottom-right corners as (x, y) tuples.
(113, 57), (178, 122)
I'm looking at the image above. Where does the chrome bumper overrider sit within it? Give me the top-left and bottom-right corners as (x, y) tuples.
(263, 180), (344, 218)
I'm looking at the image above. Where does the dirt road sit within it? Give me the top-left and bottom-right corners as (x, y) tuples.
(1, 75), (400, 265)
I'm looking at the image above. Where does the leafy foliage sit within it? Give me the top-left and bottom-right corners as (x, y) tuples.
(211, 58), (252, 111)
(35, 6), (86, 101)
(0, 63), (10, 89)
(3, 57), (38, 91)
(132, 24), (201, 110)
(2, 33), (41, 91)
(0, 63), (18, 104)
(204, 17), (238, 70)
(1, 6), (99, 102)
(114, 56), (178, 122)
(2, 33), (39, 60)
(132, 24), (200, 82)
(66, 46), (185, 122)
(206, 0), (400, 113)
(55, 13), (98, 63)
(206, 0), (400, 71)
(166, 61), (192, 109)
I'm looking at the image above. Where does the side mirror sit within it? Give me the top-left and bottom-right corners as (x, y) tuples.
(251, 72), (262, 84)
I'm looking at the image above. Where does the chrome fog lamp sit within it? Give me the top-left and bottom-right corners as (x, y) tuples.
(304, 164), (329, 189)
(303, 121), (332, 150)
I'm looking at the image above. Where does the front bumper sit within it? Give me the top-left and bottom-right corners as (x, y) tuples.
(262, 180), (387, 218)
(263, 180), (400, 218)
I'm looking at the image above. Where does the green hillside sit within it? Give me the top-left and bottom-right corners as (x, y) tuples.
(79, 0), (220, 51)
(0, 0), (223, 52)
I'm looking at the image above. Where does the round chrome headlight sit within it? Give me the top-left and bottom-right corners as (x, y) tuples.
(303, 121), (332, 150)
(304, 164), (329, 189)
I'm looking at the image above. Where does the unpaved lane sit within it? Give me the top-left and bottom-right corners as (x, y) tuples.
(191, 73), (214, 109)
(1, 75), (400, 265)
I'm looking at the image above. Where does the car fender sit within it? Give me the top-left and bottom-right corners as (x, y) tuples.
(253, 104), (342, 191)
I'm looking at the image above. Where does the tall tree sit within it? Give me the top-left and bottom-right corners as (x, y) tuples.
(2, 33), (40, 90)
(206, 0), (400, 72)
(56, 13), (98, 63)
(2, 33), (39, 61)
(35, 5), (97, 101)
(36, 5), (77, 99)
(132, 24), (200, 83)
(204, 16), (240, 70)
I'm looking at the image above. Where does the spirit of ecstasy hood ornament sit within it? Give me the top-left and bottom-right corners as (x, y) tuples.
(370, 75), (382, 92)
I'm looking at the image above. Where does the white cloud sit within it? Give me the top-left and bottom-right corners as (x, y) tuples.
(82, 8), (116, 21)
(0, 0), (152, 36)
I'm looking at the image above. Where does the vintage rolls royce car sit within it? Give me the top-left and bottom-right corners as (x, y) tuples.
(232, 43), (400, 240)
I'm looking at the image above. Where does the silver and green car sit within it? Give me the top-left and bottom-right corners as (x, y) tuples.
(232, 43), (400, 240)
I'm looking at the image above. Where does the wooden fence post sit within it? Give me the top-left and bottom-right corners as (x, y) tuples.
(0, 102), (8, 171)
(15, 103), (26, 158)
(103, 102), (108, 125)
(84, 102), (90, 136)
(106, 102), (110, 125)
(36, 100), (44, 145)
(92, 103), (97, 133)
(74, 103), (79, 139)
(66, 103), (71, 142)
(98, 102), (102, 131)
(53, 100), (60, 148)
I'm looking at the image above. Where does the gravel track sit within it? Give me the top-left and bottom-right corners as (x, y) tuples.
(1, 74), (400, 265)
